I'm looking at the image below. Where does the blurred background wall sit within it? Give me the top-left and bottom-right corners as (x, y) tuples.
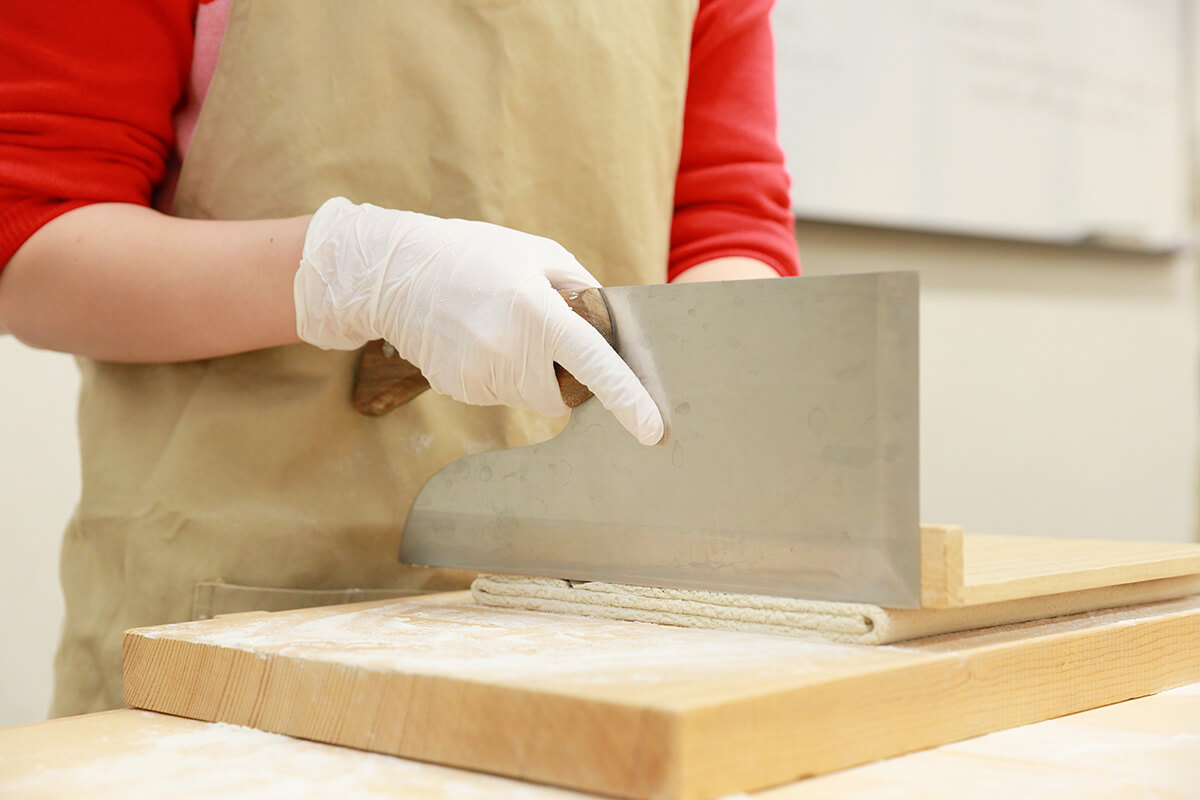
(1, 343), (78, 726)
(1, 0), (1197, 727)
(799, 221), (1197, 544)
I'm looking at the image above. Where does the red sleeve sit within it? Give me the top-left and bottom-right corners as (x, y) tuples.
(670, 0), (800, 281)
(0, 1), (196, 271)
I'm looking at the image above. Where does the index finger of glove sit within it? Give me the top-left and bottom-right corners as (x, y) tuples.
(551, 311), (665, 446)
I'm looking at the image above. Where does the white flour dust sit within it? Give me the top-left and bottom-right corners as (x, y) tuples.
(137, 600), (875, 686)
(5, 712), (587, 799)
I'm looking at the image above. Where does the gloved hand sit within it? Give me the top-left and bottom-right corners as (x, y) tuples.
(294, 197), (664, 445)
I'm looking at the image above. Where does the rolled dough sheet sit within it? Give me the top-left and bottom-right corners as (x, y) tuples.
(471, 573), (1200, 644)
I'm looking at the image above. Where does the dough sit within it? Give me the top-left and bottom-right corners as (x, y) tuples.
(471, 573), (1200, 644)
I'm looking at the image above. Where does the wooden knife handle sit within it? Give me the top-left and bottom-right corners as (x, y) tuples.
(352, 287), (614, 417)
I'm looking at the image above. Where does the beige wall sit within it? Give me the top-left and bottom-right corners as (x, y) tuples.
(0, 339), (79, 727)
(798, 221), (1198, 545)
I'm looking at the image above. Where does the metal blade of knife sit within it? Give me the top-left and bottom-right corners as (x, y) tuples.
(401, 272), (921, 607)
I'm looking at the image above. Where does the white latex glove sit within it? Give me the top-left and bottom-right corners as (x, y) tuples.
(294, 197), (664, 445)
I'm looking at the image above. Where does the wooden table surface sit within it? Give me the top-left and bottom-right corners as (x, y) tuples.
(2, 682), (1196, 799)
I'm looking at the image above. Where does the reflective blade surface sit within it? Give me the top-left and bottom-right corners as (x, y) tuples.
(401, 272), (921, 606)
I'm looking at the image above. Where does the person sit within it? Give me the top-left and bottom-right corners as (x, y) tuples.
(0, 0), (800, 716)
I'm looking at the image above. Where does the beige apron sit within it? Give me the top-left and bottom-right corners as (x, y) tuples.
(53, 0), (698, 716)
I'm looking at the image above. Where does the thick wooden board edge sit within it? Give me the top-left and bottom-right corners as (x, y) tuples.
(6, 694), (1200, 800)
(675, 600), (1200, 799)
(123, 630), (676, 800)
(919, 525), (965, 606)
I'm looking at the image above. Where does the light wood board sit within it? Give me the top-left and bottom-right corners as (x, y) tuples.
(918, 525), (1200, 607)
(5, 686), (1198, 799)
(123, 592), (1200, 800)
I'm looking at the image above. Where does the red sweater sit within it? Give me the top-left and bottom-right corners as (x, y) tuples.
(0, 0), (799, 280)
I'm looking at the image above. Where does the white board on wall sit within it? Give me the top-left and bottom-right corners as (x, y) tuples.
(773, 0), (1188, 251)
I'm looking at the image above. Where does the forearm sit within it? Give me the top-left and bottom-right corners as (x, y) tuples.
(0, 203), (308, 362)
(671, 256), (780, 283)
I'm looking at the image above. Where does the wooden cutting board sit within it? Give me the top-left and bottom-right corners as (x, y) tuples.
(5, 686), (1199, 799)
(123, 589), (1200, 800)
